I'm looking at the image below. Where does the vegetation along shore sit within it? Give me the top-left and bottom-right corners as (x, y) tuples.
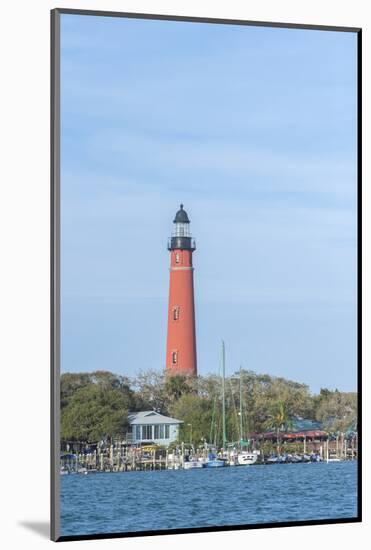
(60, 369), (357, 473)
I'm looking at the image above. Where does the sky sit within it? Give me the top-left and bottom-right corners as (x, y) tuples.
(60, 14), (358, 393)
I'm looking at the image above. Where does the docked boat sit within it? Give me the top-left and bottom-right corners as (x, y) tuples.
(289, 454), (303, 463)
(204, 453), (226, 467)
(204, 459), (225, 468)
(266, 454), (285, 464)
(183, 459), (204, 469)
(237, 450), (259, 466)
(226, 449), (240, 466)
(310, 453), (322, 462)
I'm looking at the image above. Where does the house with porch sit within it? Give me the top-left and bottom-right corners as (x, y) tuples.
(127, 410), (183, 446)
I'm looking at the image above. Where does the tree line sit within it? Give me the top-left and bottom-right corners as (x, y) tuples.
(60, 369), (357, 446)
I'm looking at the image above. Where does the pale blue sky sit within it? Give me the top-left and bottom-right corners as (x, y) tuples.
(60, 14), (357, 392)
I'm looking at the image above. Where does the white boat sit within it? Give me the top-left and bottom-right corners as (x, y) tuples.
(237, 450), (259, 466)
(183, 459), (204, 469)
(227, 453), (238, 466)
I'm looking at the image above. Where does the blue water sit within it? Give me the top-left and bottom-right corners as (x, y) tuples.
(60, 461), (357, 536)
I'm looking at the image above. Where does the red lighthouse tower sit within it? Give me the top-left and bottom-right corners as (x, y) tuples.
(165, 205), (197, 376)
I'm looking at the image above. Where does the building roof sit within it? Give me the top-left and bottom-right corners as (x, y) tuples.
(128, 410), (183, 425)
(292, 418), (322, 431)
(251, 429), (329, 440)
(173, 204), (190, 224)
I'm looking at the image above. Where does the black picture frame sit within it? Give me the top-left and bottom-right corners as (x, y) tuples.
(51, 8), (362, 542)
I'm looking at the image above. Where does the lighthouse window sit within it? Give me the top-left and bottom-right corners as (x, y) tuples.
(172, 351), (178, 365)
(175, 252), (180, 264)
(174, 222), (190, 237)
(173, 306), (180, 321)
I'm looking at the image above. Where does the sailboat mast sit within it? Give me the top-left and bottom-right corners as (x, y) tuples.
(221, 341), (227, 450)
(239, 366), (243, 444)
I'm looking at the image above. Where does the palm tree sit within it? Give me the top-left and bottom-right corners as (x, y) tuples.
(164, 375), (191, 405)
(263, 400), (293, 454)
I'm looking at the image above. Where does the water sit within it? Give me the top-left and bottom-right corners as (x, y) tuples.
(60, 461), (358, 536)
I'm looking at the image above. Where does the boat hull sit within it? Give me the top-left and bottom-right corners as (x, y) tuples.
(183, 461), (204, 469)
(204, 460), (225, 468)
(237, 453), (258, 466)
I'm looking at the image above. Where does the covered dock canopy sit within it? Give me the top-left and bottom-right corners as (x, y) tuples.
(251, 430), (329, 442)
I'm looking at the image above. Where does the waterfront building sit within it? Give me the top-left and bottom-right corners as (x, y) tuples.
(128, 410), (183, 446)
(165, 204), (197, 376)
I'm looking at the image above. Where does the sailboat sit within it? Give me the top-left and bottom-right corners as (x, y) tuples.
(236, 366), (260, 466)
(237, 452), (259, 465)
(205, 341), (227, 468)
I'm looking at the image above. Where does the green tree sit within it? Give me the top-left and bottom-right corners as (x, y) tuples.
(61, 370), (132, 409)
(59, 369), (357, 449)
(130, 370), (167, 412)
(90, 370), (131, 391)
(263, 400), (293, 452)
(168, 394), (213, 445)
(61, 384), (133, 443)
(60, 372), (91, 409)
(263, 400), (293, 431)
(315, 390), (357, 433)
(226, 369), (312, 435)
(164, 374), (194, 405)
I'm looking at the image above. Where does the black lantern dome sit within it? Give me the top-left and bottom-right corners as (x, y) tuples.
(173, 204), (190, 224)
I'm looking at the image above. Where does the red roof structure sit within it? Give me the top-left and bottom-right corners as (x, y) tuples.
(250, 429), (328, 441)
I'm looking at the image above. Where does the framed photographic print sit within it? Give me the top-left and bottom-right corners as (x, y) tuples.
(51, 8), (361, 542)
